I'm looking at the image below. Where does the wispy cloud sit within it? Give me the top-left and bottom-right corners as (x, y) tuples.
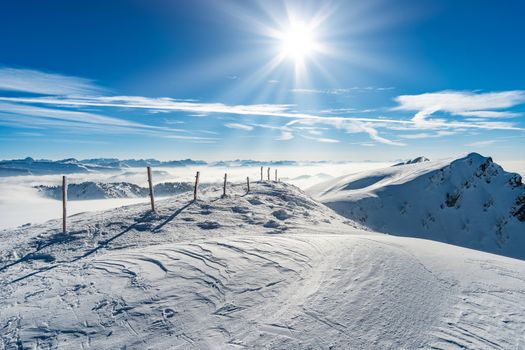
(320, 107), (357, 114)
(0, 67), (105, 95)
(398, 130), (457, 139)
(302, 135), (340, 143)
(292, 86), (395, 95)
(0, 102), (216, 142)
(0, 102), (149, 128)
(320, 107), (380, 115)
(15, 92), (525, 146)
(466, 140), (499, 147)
(225, 122), (254, 131)
(354, 123), (405, 146)
(395, 90), (525, 122)
(2, 68), (524, 147)
(276, 131), (294, 141)
(456, 111), (521, 118)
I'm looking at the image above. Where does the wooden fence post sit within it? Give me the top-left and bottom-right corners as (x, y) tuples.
(260, 166), (263, 182)
(246, 176), (250, 193)
(275, 169), (277, 182)
(62, 175), (67, 233)
(193, 171), (200, 201)
(267, 167), (270, 181)
(147, 166), (155, 212)
(223, 173), (227, 197)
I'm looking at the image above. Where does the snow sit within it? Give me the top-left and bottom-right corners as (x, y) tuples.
(35, 181), (194, 200)
(1, 181), (525, 349)
(308, 153), (525, 260)
(0, 162), (391, 230)
(0, 157), (388, 177)
(392, 156), (430, 166)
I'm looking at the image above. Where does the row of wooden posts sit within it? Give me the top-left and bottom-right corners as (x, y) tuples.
(61, 166), (279, 233)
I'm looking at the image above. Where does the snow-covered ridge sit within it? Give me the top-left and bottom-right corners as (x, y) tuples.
(1, 182), (524, 349)
(0, 157), (320, 177)
(308, 152), (525, 259)
(35, 181), (194, 200)
(392, 156), (430, 166)
(0, 157), (386, 177)
(0, 157), (207, 176)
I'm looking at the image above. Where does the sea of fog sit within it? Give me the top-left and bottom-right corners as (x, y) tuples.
(0, 162), (394, 230)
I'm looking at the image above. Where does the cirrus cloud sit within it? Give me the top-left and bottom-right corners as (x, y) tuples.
(394, 90), (525, 122)
(225, 122), (254, 131)
(0, 67), (105, 96)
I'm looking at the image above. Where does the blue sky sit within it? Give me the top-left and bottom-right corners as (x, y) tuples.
(0, 0), (524, 161)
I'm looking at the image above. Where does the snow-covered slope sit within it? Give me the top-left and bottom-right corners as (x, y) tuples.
(308, 153), (525, 259)
(1, 182), (525, 349)
(35, 181), (194, 200)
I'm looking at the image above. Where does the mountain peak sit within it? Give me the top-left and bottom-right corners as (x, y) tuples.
(309, 154), (525, 259)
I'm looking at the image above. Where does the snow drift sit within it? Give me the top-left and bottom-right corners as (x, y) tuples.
(308, 152), (525, 259)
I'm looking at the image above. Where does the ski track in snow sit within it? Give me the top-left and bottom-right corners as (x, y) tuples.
(1, 182), (524, 349)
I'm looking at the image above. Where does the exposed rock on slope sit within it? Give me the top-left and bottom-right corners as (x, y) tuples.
(308, 153), (525, 259)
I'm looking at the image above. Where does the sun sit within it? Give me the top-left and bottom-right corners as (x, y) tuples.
(279, 21), (317, 62)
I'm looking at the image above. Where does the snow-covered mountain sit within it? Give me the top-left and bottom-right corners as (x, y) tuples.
(308, 153), (525, 259)
(0, 157), (208, 176)
(35, 181), (194, 200)
(393, 156), (430, 166)
(0, 157), (97, 176)
(0, 157), (367, 177)
(1, 182), (524, 349)
(209, 160), (298, 167)
(0, 158), (301, 177)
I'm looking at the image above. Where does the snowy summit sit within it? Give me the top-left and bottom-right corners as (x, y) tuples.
(1, 1), (525, 348)
(1, 171), (525, 349)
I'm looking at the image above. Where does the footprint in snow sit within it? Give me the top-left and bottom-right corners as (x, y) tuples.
(263, 220), (281, 229)
(134, 222), (153, 231)
(232, 206), (250, 214)
(24, 253), (55, 263)
(248, 198), (263, 205)
(272, 209), (291, 221)
(163, 308), (176, 318)
(214, 303), (244, 316)
(197, 221), (221, 230)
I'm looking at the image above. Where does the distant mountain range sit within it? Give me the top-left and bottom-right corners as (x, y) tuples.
(0, 157), (322, 176)
(35, 181), (196, 200)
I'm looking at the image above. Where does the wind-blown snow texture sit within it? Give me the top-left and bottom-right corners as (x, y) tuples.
(1, 181), (525, 349)
(308, 152), (525, 260)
